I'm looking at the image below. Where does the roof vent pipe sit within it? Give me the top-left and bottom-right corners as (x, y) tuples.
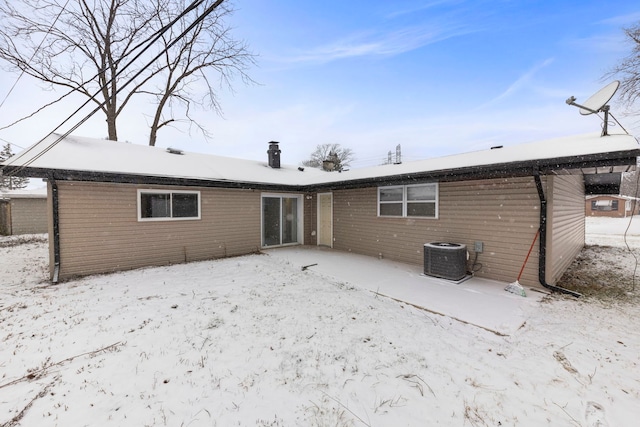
(267, 141), (281, 169)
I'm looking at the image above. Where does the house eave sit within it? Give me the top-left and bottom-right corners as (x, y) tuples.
(2, 166), (309, 192)
(2, 149), (637, 192)
(308, 151), (639, 191)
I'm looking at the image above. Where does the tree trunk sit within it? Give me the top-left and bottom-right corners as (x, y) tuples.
(149, 123), (158, 147)
(106, 113), (118, 141)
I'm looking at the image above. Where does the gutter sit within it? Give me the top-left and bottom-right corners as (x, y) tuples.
(534, 173), (581, 298)
(49, 174), (61, 283)
(4, 149), (638, 193)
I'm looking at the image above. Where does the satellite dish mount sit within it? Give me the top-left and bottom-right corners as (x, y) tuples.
(566, 81), (626, 136)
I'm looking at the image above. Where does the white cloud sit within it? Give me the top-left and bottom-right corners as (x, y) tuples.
(384, 0), (466, 19)
(274, 4), (487, 65)
(598, 11), (640, 26)
(278, 24), (477, 64)
(477, 58), (555, 109)
(565, 33), (631, 54)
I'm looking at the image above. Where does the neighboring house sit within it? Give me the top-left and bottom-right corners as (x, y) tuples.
(1, 133), (638, 295)
(0, 187), (48, 235)
(586, 195), (640, 217)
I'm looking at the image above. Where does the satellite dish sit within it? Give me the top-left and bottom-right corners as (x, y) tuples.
(566, 81), (626, 136)
(578, 80), (619, 115)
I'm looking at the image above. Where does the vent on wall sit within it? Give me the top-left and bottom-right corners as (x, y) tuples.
(423, 242), (467, 281)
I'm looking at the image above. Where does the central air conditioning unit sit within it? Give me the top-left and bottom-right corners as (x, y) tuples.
(423, 242), (467, 281)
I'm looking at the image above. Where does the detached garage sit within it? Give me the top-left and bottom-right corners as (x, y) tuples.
(0, 187), (48, 235)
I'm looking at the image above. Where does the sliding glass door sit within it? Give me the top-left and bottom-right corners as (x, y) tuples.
(262, 194), (302, 247)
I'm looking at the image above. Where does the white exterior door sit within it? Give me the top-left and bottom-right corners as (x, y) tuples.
(317, 192), (333, 247)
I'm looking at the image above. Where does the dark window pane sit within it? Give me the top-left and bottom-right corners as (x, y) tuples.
(380, 203), (403, 216)
(407, 202), (436, 217)
(140, 193), (170, 218)
(263, 197), (281, 246)
(173, 193), (198, 217)
(379, 187), (403, 202)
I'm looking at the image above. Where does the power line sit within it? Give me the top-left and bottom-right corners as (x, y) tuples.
(2, 0), (211, 161)
(5, 0), (223, 174)
(0, 0), (208, 133)
(0, 0), (71, 111)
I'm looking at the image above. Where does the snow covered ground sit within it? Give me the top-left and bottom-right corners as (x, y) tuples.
(586, 215), (640, 247)
(0, 218), (639, 426)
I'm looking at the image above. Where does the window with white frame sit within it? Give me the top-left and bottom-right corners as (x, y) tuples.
(378, 183), (438, 218)
(138, 190), (200, 220)
(591, 199), (619, 212)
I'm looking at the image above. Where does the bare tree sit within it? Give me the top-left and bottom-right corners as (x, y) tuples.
(608, 23), (640, 200)
(606, 22), (640, 112)
(144, 0), (254, 146)
(619, 157), (640, 198)
(302, 143), (355, 171)
(0, 0), (254, 145)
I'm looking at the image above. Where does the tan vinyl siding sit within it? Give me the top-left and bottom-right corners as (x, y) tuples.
(0, 197), (47, 235)
(547, 175), (585, 284)
(332, 177), (544, 286)
(9, 198), (48, 235)
(55, 181), (261, 280)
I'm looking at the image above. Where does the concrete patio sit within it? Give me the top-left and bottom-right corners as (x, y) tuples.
(266, 246), (547, 336)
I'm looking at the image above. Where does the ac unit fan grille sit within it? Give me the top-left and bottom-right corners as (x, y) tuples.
(424, 242), (467, 281)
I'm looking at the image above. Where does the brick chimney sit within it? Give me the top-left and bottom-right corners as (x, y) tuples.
(267, 141), (281, 169)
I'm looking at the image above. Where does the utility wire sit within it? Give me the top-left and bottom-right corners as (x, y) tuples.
(4, 0), (217, 171)
(0, 0), (71, 111)
(45, 0), (226, 150)
(0, 0), (206, 133)
(4, 0), (210, 165)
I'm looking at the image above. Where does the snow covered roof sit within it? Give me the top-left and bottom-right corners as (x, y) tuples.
(1, 132), (639, 190)
(0, 186), (47, 199)
(586, 194), (640, 201)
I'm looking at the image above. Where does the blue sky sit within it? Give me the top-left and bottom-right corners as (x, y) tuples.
(1, 0), (640, 168)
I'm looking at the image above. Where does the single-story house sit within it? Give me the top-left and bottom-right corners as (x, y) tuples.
(586, 194), (640, 217)
(0, 187), (48, 235)
(1, 133), (638, 294)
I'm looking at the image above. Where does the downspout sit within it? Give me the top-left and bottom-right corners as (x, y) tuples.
(49, 173), (61, 283)
(534, 173), (581, 298)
